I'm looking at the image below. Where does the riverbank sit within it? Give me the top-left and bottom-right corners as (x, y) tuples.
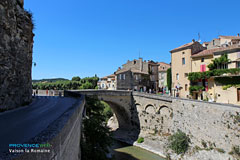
(109, 140), (166, 160)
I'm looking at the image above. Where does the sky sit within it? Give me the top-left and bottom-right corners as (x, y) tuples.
(24, 0), (240, 80)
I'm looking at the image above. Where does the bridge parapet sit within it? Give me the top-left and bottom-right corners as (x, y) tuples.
(132, 92), (172, 102)
(69, 89), (132, 96)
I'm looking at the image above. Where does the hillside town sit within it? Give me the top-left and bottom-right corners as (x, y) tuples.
(98, 34), (240, 106)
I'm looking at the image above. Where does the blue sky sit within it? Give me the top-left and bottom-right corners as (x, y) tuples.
(24, 0), (240, 80)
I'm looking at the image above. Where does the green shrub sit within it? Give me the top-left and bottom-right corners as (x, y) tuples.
(168, 130), (190, 154)
(201, 140), (207, 148)
(189, 86), (205, 95)
(216, 148), (225, 153)
(232, 145), (240, 156)
(137, 137), (144, 143)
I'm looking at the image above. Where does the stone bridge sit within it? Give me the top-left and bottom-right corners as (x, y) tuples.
(69, 90), (173, 136)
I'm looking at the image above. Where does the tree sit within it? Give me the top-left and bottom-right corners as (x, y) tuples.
(167, 68), (172, 92)
(81, 96), (113, 160)
(208, 54), (230, 70)
(72, 76), (81, 81)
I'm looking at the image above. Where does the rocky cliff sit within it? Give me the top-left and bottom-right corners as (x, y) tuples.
(0, 0), (34, 109)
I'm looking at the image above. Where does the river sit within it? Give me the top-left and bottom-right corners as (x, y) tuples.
(110, 140), (165, 160)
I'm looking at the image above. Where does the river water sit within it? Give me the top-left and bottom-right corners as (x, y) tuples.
(110, 140), (165, 160)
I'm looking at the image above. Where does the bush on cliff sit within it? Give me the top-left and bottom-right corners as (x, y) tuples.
(168, 130), (190, 154)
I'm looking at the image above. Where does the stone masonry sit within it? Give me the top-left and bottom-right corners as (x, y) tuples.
(0, 0), (34, 109)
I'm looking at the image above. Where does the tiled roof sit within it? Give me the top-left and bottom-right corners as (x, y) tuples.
(219, 35), (240, 40)
(213, 44), (240, 53)
(101, 74), (116, 80)
(191, 48), (219, 58)
(170, 42), (194, 53)
(115, 68), (148, 75)
(115, 69), (129, 74)
(158, 62), (170, 71)
(191, 44), (240, 58)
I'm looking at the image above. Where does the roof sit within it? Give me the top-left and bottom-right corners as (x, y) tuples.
(101, 74), (116, 80)
(115, 68), (148, 75)
(191, 44), (240, 58)
(213, 44), (240, 53)
(170, 42), (194, 53)
(191, 48), (219, 58)
(158, 62), (170, 71)
(219, 35), (240, 40)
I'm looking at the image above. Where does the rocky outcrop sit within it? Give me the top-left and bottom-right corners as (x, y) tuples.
(0, 0), (34, 109)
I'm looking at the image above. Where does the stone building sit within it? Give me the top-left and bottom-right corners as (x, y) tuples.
(171, 34), (240, 105)
(203, 34), (240, 49)
(158, 62), (170, 92)
(190, 44), (240, 105)
(115, 58), (159, 92)
(170, 40), (205, 98)
(97, 74), (116, 90)
(0, 0), (34, 109)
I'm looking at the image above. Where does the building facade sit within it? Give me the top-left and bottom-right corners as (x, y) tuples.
(97, 74), (116, 90)
(158, 62), (170, 92)
(115, 58), (159, 92)
(188, 34), (240, 105)
(170, 40), (205, 98)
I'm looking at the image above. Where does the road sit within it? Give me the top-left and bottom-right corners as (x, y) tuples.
(0, 96), (79, 153)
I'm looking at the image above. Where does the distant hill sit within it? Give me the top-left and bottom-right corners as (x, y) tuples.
(32, 78), (69, 83)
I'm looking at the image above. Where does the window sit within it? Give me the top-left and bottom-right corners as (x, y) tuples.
(123, 74), (125, 80)
(102, 84), (105, 88)
(213, 40), (215, 45)
(135, 75), (138, 80)
(119, 74), (122, 80)
(185, 84), (188, 91)
(238, 88), (240, 102)
(176, 73), (179, 80)
(200, 64), (206, 72)
(237, 62), (240, 68)
(237, 52), (240, 58)
(182, 52), (185, 54)
(134, 60), (136, 64)
(108, 84), (111, 87)
(201, 58), (204, 62)
(182, 58), (185, 65)
(218, 63), (228, 69)
(184, 73), (188, 78)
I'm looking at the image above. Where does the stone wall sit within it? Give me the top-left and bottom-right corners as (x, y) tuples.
(0, 0), (34, 109)
(170, 98), (240, 152)
(133, 93), (240, 158)
(12, 96), (85, 160)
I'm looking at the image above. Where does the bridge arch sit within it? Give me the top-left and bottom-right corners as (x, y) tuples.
(145, 104), (155, 114)
(72, 90), (136, 131)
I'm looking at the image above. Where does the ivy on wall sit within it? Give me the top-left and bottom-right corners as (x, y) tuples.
(189, 86), (205, 95)
(188, 68), (240, 81)
(215, 77), (240, 90)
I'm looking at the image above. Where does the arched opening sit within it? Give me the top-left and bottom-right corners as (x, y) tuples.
(145, 104), (155, 114)
(104, 101), (131, 131)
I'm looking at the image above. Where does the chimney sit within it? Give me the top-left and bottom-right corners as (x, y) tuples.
(139, 58), (143, 71)
(192, 39), (195, 43)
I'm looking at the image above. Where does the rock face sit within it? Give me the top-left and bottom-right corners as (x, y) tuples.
(0, 0), (34, 109)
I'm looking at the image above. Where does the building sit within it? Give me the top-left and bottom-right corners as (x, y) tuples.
(170, 40), (205, 98)
(186, 34), (240, 105)
(97, 74), (116, 90)
(190, 44), (240, 105)
(158, 62), (171, 92)
(115, 58), (159, 92)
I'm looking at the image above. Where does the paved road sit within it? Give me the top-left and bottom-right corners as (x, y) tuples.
(0, 96), (79, 153)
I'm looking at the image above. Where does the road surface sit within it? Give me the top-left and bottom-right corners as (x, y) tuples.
(0, 96), (79, 154)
